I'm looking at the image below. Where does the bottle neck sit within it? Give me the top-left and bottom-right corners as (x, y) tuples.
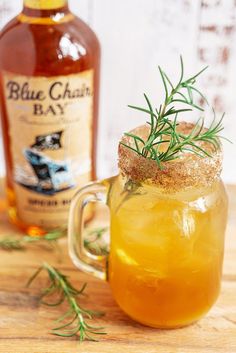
(23, 0), (69, 17)
(24, 0), (68, 10)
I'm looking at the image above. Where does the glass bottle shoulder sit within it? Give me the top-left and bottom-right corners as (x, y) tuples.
(0, 13), (100, 76)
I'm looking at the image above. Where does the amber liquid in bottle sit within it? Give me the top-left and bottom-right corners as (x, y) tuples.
(0, 0), (100, 235)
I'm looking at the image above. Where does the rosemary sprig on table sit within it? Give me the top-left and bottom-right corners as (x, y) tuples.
(0, 229), (65, 251)
(27, 262), (106, 341)
(84, 227), (109, 256)
(0, 227), (109, 254)
(0, 237), (24, 250)
(1, 228), (109, 341)
(121, 56), (228, 169)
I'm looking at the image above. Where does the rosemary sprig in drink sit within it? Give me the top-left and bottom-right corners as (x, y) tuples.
(27, 262), (106, 341)
(121, 56), (228, 169)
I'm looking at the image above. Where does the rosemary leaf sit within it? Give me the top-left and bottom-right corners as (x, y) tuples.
(121, 56), (229, 168)
(0, 227), (109, 256)
(27, 262), (106, 342)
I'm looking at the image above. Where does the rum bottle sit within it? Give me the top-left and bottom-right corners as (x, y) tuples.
(0, 0), (100, 234)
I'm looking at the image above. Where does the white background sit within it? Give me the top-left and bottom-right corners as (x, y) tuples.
(0, 0), (236, 184)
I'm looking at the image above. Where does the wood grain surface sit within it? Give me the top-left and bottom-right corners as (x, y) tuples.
(0, 183), (236, 353)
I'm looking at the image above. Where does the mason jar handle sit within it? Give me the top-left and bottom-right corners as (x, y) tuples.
(68, 181), (108, 281)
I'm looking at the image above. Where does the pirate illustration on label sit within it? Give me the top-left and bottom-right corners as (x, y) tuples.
(15, 130), (75, 195)
(31, 130), (63, 151)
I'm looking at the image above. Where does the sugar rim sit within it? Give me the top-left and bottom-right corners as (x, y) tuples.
(118, 122), (222, 191)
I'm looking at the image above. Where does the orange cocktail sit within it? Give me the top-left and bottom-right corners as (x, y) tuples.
(108, 174), (227, 328)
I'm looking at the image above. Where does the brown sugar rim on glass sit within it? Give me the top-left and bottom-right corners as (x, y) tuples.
(118, 122), (223, 191)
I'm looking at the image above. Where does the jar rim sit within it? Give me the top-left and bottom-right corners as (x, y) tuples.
(118, 122), (223, 192)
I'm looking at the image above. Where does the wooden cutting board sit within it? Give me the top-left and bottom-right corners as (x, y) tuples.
(0, 181), (236, 353)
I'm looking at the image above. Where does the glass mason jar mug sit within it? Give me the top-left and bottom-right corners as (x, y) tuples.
(68, 123), (228, 328)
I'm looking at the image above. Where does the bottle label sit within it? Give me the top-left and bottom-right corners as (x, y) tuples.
(24, 0), (67, 10)
(3, 70), (94, 228)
